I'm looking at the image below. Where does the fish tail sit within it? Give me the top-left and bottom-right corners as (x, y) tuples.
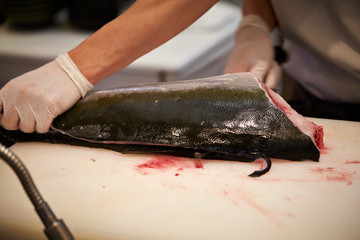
(248, 153), (272, 177)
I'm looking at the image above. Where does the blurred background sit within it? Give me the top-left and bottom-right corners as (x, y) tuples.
(0, 0), (244, 90)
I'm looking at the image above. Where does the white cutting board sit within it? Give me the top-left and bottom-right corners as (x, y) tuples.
(0, 118), (359, 240)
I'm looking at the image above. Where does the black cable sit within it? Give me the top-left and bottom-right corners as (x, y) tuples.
(0, 143), (74, 240)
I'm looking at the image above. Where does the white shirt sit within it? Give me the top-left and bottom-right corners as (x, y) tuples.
(272, 0), (360, 103)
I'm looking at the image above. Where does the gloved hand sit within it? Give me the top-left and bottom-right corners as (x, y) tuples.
(224, 15), (282, 91)
(0, 53), (93, 133)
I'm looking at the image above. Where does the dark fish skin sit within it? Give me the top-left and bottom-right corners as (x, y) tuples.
(0, 74), (320, 177)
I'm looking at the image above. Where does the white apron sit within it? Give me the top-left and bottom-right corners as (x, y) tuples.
(271, 0), (360, 103)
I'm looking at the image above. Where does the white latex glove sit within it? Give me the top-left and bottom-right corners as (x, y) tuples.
(0, 53), (93, 133)
(224, 15), (282, 91)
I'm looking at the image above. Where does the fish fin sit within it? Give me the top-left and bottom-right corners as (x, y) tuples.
(248, 154), (272, 177)
(194, 152), (207, 160)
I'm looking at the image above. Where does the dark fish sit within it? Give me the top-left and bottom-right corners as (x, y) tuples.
(0, 73), (324, 177)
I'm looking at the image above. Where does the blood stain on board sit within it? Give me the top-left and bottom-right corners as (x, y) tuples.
(284, 197), (291, 202)
(279, 212), (295, 218)
(136, 155), (203, 175)
(137, 156), (182, 169)
(241, 193), (282, 227)
(320, 147), (330, 155)
(195, 160), (204, 169)
(309, 167), (356, 185)
(345, 161), (360, 164)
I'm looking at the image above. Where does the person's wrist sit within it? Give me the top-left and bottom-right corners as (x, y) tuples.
(55, 53), (94, 97)
(237, 15), (270, 35)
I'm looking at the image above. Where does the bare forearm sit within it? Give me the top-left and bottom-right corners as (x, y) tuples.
(69, 0), (218, 84)
(242, 0), (277, 30)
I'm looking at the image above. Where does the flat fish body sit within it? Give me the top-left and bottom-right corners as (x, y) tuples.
(0, 73), (323, 176)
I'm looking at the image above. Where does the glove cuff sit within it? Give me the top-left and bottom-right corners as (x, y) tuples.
(237, 14), (270, 34)
(55, 53), (94, 97)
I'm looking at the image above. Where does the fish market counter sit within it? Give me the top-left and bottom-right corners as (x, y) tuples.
(0, 118), (359, 240)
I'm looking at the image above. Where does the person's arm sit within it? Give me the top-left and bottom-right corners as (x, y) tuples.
(224, 0), (280, 88)
(70, 0), (219, 84)
(242, 0), (276, 30)
(0, 0), (218, 133)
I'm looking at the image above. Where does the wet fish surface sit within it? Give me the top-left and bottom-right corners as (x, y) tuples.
(0, 73), (324, 177)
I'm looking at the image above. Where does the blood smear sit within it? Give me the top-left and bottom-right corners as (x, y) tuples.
(310, 167), (356, 185)
(137, 156), (181, 169)
(345, 161), (360, 164)
(195, 161), (204, 169)
(320, 148), (329, 154)
(137, 155), (203, 171)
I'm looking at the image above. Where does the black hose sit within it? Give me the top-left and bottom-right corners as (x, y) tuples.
(0, 143), (74, 240)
